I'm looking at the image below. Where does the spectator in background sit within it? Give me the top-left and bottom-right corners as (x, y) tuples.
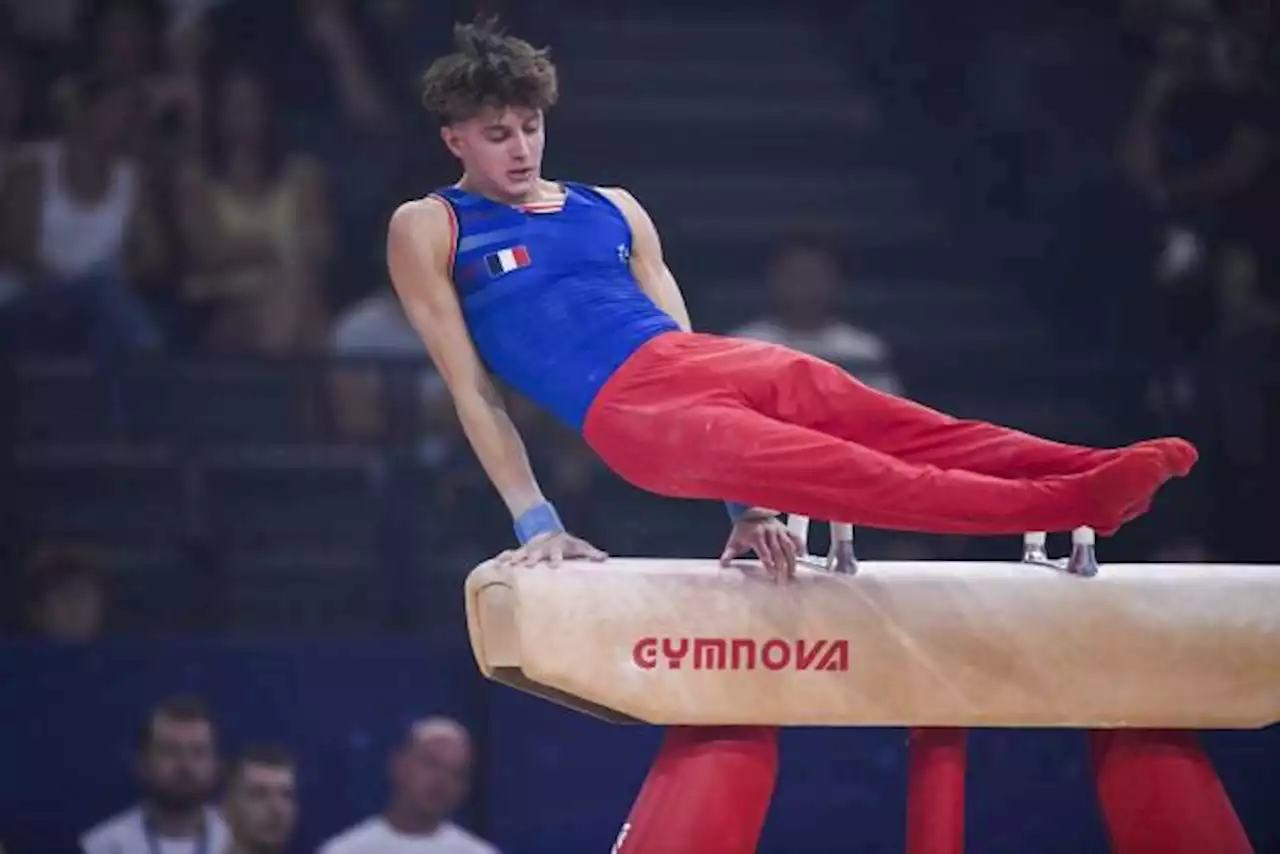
(294, 0), (421, 306)
(82, 695), (229, 854)
(176, 64), (332, 353)
(71, 0), (201, 172)
(1120, 12), (1277, 367)
(82, 0), (161, 87)
(297, 0), (394, 134)
(318, 717), (498, 854)
(1122, 9), (1278, 557)
(22, 543), (105, 642)
(222, 745), (298, 854)
(733, 239), (904, 395)
(327, 287), (446, 444)
(0, 73), (165, 354)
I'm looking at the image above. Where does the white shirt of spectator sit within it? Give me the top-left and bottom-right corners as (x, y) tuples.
(34, 140), (138, 281)
(318, 817), (499, 854)
(330, 291), (428, 356)
(329, 290), (447, 402)
(732, 318), (904, 395)
(80, 806), (229, 854)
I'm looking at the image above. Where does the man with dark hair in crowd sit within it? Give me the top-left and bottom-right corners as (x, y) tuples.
(222, 745), (298, 854)
(21, 542), (105, 642)
(81, 695), (229, 854)
(319, 717), (497, 854)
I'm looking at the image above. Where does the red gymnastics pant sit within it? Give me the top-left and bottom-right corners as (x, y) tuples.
(583, 331), (1194, 536)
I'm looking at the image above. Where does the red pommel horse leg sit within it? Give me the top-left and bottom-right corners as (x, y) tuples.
(904, 727), (1253, 854)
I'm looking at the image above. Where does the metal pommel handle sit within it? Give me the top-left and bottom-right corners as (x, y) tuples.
(1022, 527), (1098, 576)
(786, 515), (858, 575)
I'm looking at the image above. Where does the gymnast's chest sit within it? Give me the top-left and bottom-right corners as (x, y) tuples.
(453, 204), (630, 297)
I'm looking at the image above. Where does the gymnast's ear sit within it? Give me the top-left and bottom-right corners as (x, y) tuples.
(440, 124), (465, 160)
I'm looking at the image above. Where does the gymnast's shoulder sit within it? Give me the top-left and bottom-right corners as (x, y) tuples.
(386, 196), (456, 280)
(388, 194), (455, 243)
(593, 185), (660, 235)
(594, 184), (642, 211)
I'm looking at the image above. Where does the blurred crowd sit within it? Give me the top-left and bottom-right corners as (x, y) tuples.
(1120, 0), (1278, 556)
(0, 0), (902, 441)
(0, 0), (458, 358)
(75, 695), (498, 854)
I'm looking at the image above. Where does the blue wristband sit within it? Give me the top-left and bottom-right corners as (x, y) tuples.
(725, 501), (750, 523)
(514, 502), (564, 544)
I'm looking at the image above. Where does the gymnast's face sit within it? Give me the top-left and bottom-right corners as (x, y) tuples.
(443, 105), (545, 202)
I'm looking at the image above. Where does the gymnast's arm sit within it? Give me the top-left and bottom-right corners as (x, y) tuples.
(599, 187), (693, 332)
(386, 198), (550, 526)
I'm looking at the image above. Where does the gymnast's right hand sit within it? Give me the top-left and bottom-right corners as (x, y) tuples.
(720, 514), (803, 580)
(496, 531), (608, 568)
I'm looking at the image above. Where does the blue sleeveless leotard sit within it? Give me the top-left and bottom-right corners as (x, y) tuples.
(433, 182), (680, 430)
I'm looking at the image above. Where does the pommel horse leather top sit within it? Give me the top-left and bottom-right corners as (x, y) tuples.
(465, 558), (1280, 729)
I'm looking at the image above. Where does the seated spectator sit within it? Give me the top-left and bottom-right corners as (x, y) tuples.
(327, 287), (445, 443)
(221, 744), (298, 854)
(318, 717), (498, 854)
(21, 542), (105, 642)
(81, 694), (229, 854)
(733, 239), (904, 395)
(1120, 13), (1277, 362)
(0, 73), (165, 354)
(57, 1), (202, 171)
(297, 0), (394, 133)
(176, 64), (332, 354)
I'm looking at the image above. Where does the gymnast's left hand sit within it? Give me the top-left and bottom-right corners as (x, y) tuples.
(496, 531), (608, 568)
(720, 514), (803, 580)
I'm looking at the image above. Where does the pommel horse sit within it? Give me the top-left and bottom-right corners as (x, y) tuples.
(465, 517), (1280, 852)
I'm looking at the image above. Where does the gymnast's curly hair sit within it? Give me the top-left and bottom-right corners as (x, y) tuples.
(420, 18), (559, 125)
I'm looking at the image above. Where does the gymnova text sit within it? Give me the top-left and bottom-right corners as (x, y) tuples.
(631, 637), (850, 672)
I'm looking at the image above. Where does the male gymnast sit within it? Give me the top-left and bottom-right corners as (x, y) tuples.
(387, 19), (1248, 854)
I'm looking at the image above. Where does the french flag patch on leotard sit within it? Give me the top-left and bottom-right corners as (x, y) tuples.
(483, 245), (531, 278)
